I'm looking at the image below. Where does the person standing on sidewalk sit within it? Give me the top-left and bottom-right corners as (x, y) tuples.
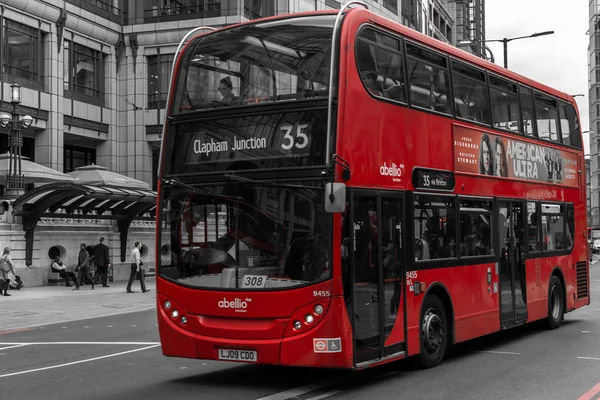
(0, 247), (15, 296)
(77, 243), (95, 290)
(93, 237), (111, 287)
(127, 242), (150, 294)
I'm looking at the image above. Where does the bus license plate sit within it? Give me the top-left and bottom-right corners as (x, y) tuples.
(218, 348), (258, 362)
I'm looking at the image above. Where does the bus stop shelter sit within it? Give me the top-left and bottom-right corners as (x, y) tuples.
(11, 182), (156, 266)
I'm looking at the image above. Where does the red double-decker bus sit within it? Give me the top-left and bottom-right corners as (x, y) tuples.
(156, 3), (589, 369)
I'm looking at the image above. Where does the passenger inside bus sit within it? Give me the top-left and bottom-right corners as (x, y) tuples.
(216, 77), (240, 106)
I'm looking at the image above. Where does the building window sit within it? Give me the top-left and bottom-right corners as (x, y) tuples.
(64, 145), (96, 173)
(63, 41), (105, 106)
(2, 19), (45, 89)
(402, 0), (422, 32)
(383, 0), (398, 14)
(244, 0), (276, 19)
(148, 54), (174, 109)
(142, 0), (237, 23)
(65, 0), (124, 24)
(299, 0), (317, 11)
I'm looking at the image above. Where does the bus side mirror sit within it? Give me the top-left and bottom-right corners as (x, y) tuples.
(324, 183), (346, 213)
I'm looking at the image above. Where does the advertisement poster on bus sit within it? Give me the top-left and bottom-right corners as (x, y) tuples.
(453, 125), (578, 187)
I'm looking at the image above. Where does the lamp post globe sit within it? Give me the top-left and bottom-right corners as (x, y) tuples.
(10, 82), (21, 104)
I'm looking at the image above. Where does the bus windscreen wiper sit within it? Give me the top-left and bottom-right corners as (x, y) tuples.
(161, 177), (211, 194)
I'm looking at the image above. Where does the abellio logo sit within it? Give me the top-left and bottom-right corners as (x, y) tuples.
(380, 162), (404, 182)
(218, 297), (250, 312)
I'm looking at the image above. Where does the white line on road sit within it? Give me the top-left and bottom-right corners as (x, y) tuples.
(578, 356), (600, 361)
(0, 344), (29, 351)
(479, 350), (521, 355)
(307, 390), (343, 400)
(0, 342), (159, 346)
(0, 344), (160, 379)
(256, 380), (341, 400)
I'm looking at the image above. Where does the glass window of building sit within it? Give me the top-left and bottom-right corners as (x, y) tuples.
(383, 0), (398, 14)
(2, 19), (44, 87)
(64, 145), (96, 173)
(64, 41), (105, 105)
(244, 0), (276, 19)
(148, 54), (174, 109)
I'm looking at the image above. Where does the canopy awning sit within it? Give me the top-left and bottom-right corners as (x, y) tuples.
(67, 164), (150, 189)
(0, 153), (75, 183)
(11, 182), (157, 265)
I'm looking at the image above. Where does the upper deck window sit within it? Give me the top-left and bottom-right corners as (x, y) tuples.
(451, 60), (490, 125)
(489, 75), (521, 133)
(356, 28), (406, 103)
(171, 15), (336, 114)
(406, 42), (451, 114)
(519, 85), (536, 137)
(535, 92), (560, 143)
(559, 101), (582, 148)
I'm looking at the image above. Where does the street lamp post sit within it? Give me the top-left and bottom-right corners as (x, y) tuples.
(459, 31), (554, 69)
(0, 82), (33, 199)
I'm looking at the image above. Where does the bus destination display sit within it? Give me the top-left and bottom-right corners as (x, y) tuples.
(412, 168), (455, 191)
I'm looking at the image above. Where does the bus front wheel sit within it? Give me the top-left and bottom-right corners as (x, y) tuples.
(418, 294), (447, 368)
(546, 275), (564, 330)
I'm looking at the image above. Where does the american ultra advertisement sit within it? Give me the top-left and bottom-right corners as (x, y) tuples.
(453, 125), (579, 188)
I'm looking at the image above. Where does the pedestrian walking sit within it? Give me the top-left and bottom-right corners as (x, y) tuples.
(93, 237), (111, 287)
(0, 247), (15, 296)
(77, 243), (95, 290)
(126, 242), (150, 294)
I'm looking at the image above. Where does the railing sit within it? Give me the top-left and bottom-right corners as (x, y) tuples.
(65, 0), (126, 24)
(142, 4), (234, 24)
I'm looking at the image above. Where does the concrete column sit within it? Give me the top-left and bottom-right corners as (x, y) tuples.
(35, 23), (63, 172)
(97, 48), (118, 171)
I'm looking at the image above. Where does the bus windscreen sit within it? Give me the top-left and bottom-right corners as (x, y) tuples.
(158, 183), (332, 290)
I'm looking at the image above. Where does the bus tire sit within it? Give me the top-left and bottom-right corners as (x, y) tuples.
(546, 275), (564, 330)
(418, 294), (448, 368)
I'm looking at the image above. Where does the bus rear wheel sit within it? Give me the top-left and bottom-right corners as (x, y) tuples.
(418, 294), (447, 368)
(546, 275), (564, 330)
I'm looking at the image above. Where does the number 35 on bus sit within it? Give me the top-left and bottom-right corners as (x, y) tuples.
(155, 3), (589, 370)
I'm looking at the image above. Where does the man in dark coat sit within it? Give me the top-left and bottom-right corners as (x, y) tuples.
(94, 237), (111, 287)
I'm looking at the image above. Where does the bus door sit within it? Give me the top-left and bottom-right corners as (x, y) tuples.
(498, 200), (528, 328)
(350, 191), (405, 366)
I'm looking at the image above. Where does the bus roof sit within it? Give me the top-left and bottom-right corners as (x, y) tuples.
(181, 8), (574, 105)
(356, 9), (575, 104)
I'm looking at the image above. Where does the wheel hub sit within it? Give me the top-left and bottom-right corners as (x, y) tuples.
(422, 309), (444, 354)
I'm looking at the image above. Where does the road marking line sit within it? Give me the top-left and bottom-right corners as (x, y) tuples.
(307, 390), (343, 400)
(577, 382), (600, 400)
(578, 357), (600, 361)
(0, 328), (33, 335)
(0, 342), (160, 346)
(0, 344), (160, 379)
(479, 351), (521, 355)
(256, 380), (340, 400)
(0, 344), (29, 351)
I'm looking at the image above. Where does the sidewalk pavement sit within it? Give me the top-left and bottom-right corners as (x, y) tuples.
(0, 280), (157, 332)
